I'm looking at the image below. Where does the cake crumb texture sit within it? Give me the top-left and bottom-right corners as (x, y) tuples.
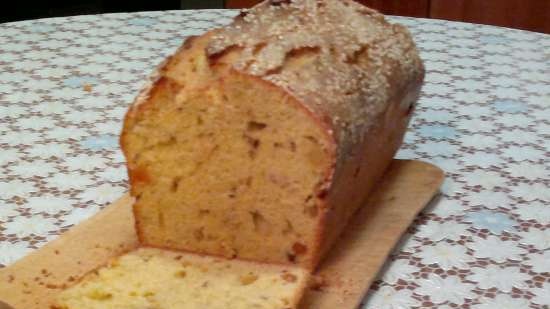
(55, 248), (308, 309)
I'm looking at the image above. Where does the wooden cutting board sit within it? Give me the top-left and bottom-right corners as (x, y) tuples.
(0, 159), (443, 309)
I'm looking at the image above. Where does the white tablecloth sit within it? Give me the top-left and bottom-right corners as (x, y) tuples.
(0, 10), (549, 308)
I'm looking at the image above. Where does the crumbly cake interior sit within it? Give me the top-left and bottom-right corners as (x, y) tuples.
(122, 34), (333, 266)
(55, 248), (309, 309)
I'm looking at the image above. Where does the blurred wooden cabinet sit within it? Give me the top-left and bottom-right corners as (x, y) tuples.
(225, 0), (550, 33)
(224, 0), (260, 9)
(430, 0), (549, 33)
(358, 0), (429, 17)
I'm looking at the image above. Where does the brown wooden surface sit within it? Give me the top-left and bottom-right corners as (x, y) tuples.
(0, 195), (138, 309)
(225, 0), (549, 33)
(0, 160), (444, 309)
(301, 160), (444, 309)
(430, 0), (550, 33)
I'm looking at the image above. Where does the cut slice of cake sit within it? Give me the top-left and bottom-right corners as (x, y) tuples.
(54, 247), (309, 309)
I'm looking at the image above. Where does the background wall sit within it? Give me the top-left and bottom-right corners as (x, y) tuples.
(0, 0), (222, 23)
(2, 0), (548, 34)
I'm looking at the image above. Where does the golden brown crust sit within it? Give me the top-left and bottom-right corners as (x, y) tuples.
(198, 2), (424, 269)
(207, 0), (424, 162)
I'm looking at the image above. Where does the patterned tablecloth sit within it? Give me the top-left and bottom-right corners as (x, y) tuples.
(0, 9), (549, 308)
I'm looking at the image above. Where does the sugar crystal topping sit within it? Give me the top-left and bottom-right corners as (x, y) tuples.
(207, 0), (423, 158)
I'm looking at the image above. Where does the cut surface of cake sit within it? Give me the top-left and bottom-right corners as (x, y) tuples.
(121, 0), (424, 270)
(54, 248), (309, 309)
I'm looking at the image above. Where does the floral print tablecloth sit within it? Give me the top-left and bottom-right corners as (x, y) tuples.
(0, 9), (549, 309)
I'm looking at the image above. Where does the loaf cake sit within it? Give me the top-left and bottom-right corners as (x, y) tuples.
(121, 0), (424, 270)
(55, 1), (423, 307)
(54, 248), (309, 309)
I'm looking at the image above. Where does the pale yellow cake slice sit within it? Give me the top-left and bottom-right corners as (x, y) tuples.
(54, 248), (309, 309)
